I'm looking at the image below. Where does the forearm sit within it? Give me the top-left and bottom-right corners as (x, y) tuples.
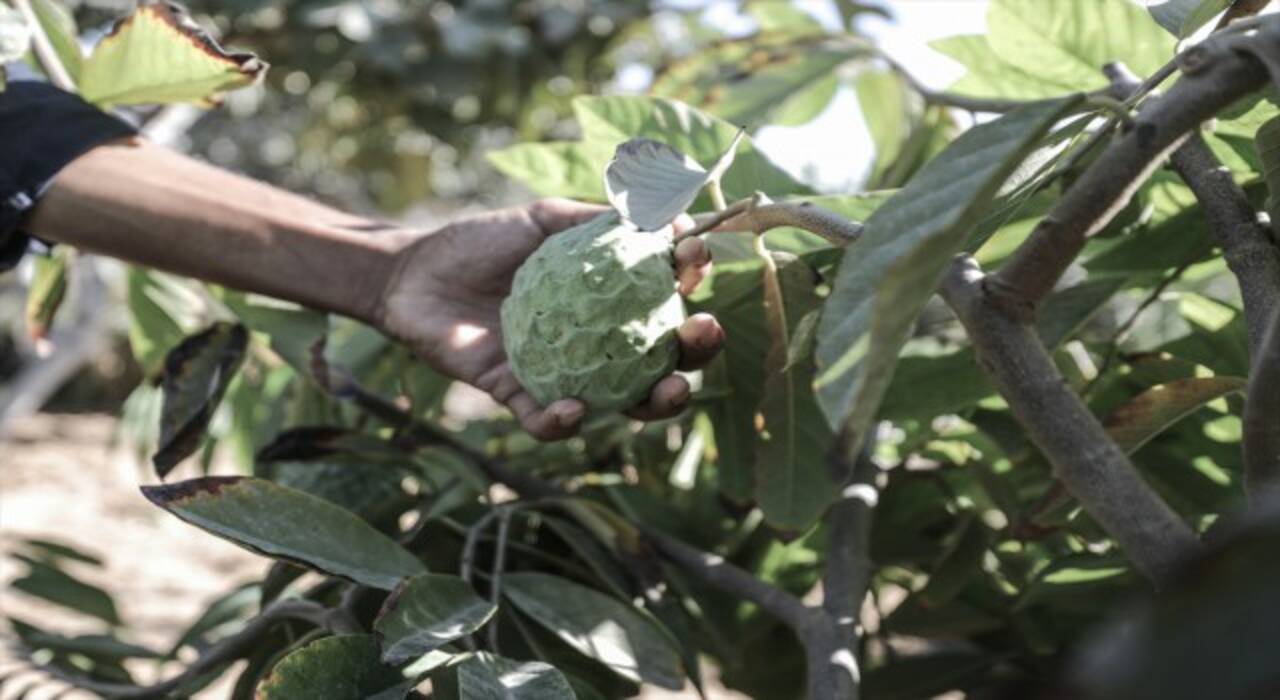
(23, 138), (405, 324)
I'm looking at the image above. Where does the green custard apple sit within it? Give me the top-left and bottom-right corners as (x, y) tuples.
(501, 212), (685, 413)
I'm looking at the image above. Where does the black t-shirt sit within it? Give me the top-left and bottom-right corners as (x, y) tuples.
(0, 76), (137, 270)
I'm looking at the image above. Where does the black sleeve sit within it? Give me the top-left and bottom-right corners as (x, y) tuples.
(0, 80), (138, 271)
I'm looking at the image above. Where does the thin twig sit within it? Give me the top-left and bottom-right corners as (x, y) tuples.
(487, 508), (514, 651)
(12, 0), (76, 91)
(992, 23), (1275, 312)
(942, 257), (1200, 586)
(684, 197), (865, 247)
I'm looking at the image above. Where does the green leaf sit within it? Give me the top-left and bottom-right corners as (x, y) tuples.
(28, 0), (82, 84)
(16, 537), (103, 567)
(166, 582), (260, 658)
(9, 554), (120, 626)
(257, 635), (407, 700)
(487, 142), (613, 201)
(1102, 377), (1246, 454)
(855, 69), (919, 186)
(0, 3), (30, 65)
(572, 95), (809, 201)
(1148, 0), (1233, 37)
(771, 73), (839, 127)
(754, 254), (838, 532)
(152, 322), (248, 478)
(24, 248), (70, 342)
(126, 268), (191, 378)
(458, 653), (577, 700)
(986, 0), (1175, 93)
(930, 35), (1062, 101)
(212, 288), (327, 372)
(374, 574), (497, 664)
(141, 477), (425, 590)
(747, 2), (824, 31)
(650, 33), (866, 128)
(502, 572), (685, 689)
(814, 96), (1083, 441)
(79, 3), (265, 107)
(917, 516), (992, 608)
(603, 133), (742, 231)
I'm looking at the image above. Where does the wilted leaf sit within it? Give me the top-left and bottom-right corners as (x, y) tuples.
(458, 653), (577, 700)
(25, 248), (70, 342)
(152, 322), (248, 478)
(1148, 0), (1233, 37)
(604, 133), (742, 231)
(650, 32), (865, 127)
(1103, 377), (1246, 454)
(814, 96), (1083, 445)
(374, 574), (496, 664)
(79, 3), (265, 107)
(502, 572), (685, 689)
(9, 554), (120, 626)
(142, 477), (425, 590)
(256, 635), (407, 700)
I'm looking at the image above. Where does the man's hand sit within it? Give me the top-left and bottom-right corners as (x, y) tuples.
(376, 198), (725, 440)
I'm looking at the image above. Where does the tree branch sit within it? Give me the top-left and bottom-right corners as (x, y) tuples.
(991, 25), (1275, 313)
(942, 257), (1200, 585)
(686, 198), (865, 247)
(1170, 134), (1280, 359)
(1245, 307), (1280, 505)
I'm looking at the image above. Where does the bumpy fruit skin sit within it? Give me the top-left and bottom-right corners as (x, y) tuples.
(501, 212), (685, 413)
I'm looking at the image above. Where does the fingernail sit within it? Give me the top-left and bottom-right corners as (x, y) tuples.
(555, 403), (584, 428)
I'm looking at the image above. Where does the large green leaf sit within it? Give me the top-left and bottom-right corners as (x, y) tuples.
(374, 574), (497, 664)
(754, 254), (838, 532)
(458, 653), (577, 700)
(487, 142), (613, 201)
(930, 35), (1062, 101)
(152, 322), (248, 477)
(1148, 0), (1233, 37)
(814, 96), (1083, 440)
(257, 635), (407, 700)
(986, 0), (1174, 94)
(502, 572), (685, 689)
(142, 477), (425, 590)
(650, 32), (865, 127)
(212, 288), (326, 372)
(572, 95), (809, 201)
(855, 69), (920, 186)
(125, 269), (192, 378)
(79, 3), (264, 107)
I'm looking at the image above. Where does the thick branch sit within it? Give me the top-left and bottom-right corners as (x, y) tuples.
(814, 438), (878, 700)
(943, 257), (1200, 585)
(992, 27), (1273, 312)
(1245, 307), (1280, 505)
(1170, 134), (1280, 359)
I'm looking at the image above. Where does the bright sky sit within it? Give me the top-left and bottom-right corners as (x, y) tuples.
(754, 0), (992, 192)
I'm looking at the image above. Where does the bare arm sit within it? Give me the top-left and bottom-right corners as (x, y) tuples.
(23, 137), (402, 325)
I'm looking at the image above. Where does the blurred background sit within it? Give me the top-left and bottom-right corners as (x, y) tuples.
(0, 1), (984, 697)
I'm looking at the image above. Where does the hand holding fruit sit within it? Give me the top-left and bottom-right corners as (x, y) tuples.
(376, 198), (724, 440)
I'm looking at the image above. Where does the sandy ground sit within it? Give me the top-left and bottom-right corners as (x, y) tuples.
(0, 413), (742, 699)
(0, 413), (266, 699)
